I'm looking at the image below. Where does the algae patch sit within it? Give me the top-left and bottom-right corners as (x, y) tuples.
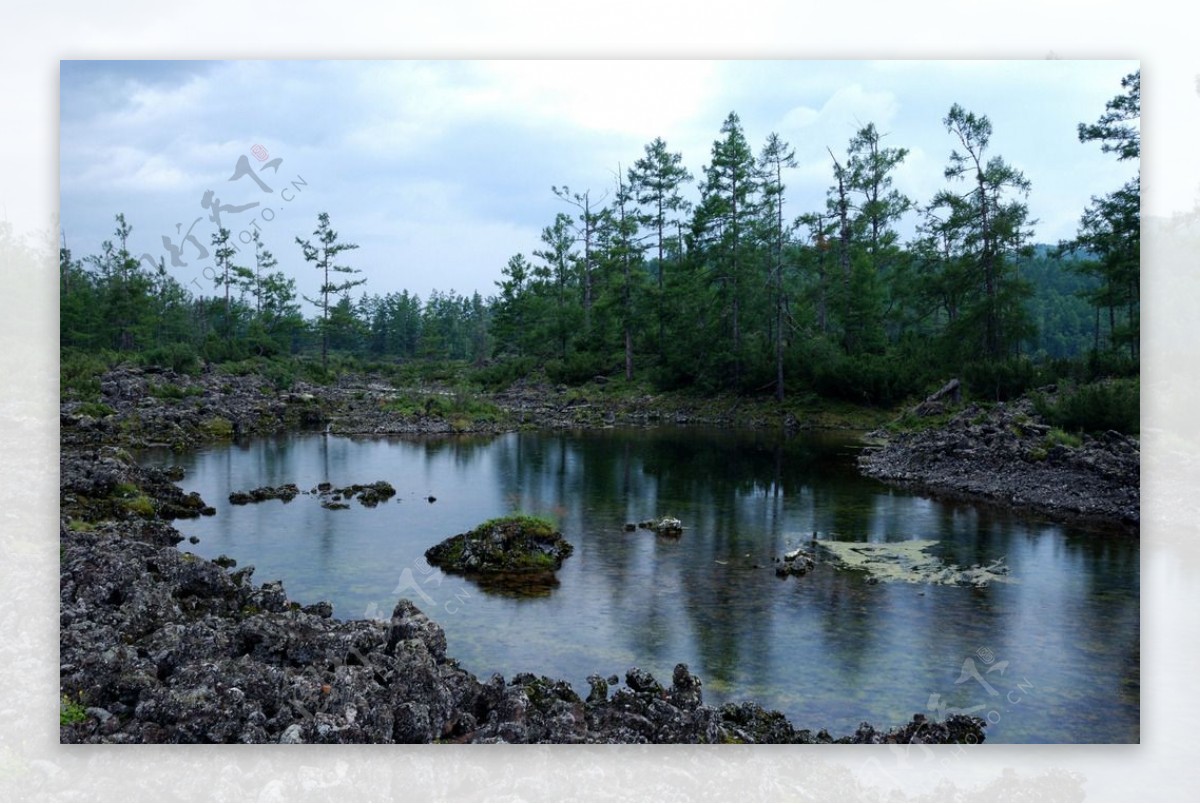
(814, 539), (1012, 587)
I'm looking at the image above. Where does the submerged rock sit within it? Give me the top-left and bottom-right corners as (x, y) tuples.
(637, 516), (684, 537)
(333, 481), (396, 507)
(228, 484), (300, 505)
(814, 539), (1011, 587)
(425, 515), (574, 576)
(775, 547), (815, 578)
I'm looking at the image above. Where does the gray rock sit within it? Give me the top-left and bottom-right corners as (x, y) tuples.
(279, 724), (304, 743)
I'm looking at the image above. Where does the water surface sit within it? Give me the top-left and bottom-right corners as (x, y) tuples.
(142, 427), (1139, 743)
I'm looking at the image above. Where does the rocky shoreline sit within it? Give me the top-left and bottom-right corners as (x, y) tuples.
(59, 444), (984, 744)
(858, 397), (1139, 531)
(60, 364), (873, 453)
(60, 363), (1137, 743)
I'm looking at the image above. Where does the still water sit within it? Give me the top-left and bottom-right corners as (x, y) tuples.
(142, 427), (1139, 743)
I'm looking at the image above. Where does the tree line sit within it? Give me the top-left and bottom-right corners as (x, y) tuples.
(61, 72), (1139, 406)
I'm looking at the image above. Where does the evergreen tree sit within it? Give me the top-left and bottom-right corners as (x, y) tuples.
(532, 212), (579, 360)
(210, 227), (240, 342)
(297, 212), (364, 368)
(845, 123), (911, 347)
(552, 185), (606, 338)
(825, 147), (856, 352)
(929, 104), (1035, 363)
(86, 214), (155, 352)
(693, 112), (760, 387)
(605, 169), (645, 380)
(492, 254), (533, 358)
(60, 235), (101, 350)
(1060, 70), (1140, 361)
(628, 137), (693, 359)
(756, 133), (797, 400)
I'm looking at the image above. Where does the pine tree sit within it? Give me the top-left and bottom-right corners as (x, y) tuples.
(845, 123), (911, 347)
(628, 137), (693, 359)
(210, 227), (240, 343)
(929, 104), (1034, 363)
(552, 185), (607, 338)
(757, 133), (797, 400)
(694, 112), (760, 387)
(297, 212), (363, 369)
(532, 213), (579, 360)
(1060, 70), (1140, 361)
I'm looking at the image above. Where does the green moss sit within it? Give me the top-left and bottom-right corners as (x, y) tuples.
(67, 519), (97, 532)
(123, 494), (155, 516)
(60, 693), (87, 726)
(76, 402), (116, 418)
(1045, 428), (1083, 449)
(479, 514), (557, 538)
(521, 551), (557, 570)
(381, 394), (424, 417)
(886, 408), (957, 435)
(200, 416), (235, 439)
(440, 539), (466, 564)
(149, 382), (202, 400)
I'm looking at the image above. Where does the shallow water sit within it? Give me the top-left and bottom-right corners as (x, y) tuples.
(141, 427), (1139, 743)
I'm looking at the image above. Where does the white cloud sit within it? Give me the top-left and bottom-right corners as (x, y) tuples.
(778, 83), (899, 134)
(473, 60), (718, 139)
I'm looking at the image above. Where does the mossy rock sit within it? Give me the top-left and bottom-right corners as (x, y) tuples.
(425, 515), (573, 577)
(200, 416), (235, 439)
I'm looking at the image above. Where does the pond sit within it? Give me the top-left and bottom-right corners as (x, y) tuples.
(141, 427), (1139, 743)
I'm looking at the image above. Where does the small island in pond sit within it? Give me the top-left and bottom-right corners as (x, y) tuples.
(425, 515), (575, 584)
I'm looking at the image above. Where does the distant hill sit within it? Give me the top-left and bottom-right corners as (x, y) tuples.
(1019, 244), (1101, 360)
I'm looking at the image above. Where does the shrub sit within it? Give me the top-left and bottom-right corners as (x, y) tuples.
(61, 349), (117, 401)
(76, 402), (116, 418)
(113, 481), (139, 497)
(123, 494), (156, 517)
(961, 358), (1036, 402)
(149, 382), (203, 400)
(262, 360), (297, 391)
(470, 357), (537, 390)
(296, 359), (334, 386)
(545, 352), (608, 386)
(1045, 428), (1083, 449)
(200, 334), (250, 364)
(808, 351), (926, 407)
(139, 343), (200, 374)
(1035, 379), (1139, 435)
(1084, 350), (1140, 382)
(60, 693), (87, 726)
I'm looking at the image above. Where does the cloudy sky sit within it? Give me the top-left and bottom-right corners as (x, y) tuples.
(60, 59), (1138, 307)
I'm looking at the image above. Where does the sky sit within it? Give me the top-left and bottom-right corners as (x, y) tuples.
(59, 59), (1140, 308)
